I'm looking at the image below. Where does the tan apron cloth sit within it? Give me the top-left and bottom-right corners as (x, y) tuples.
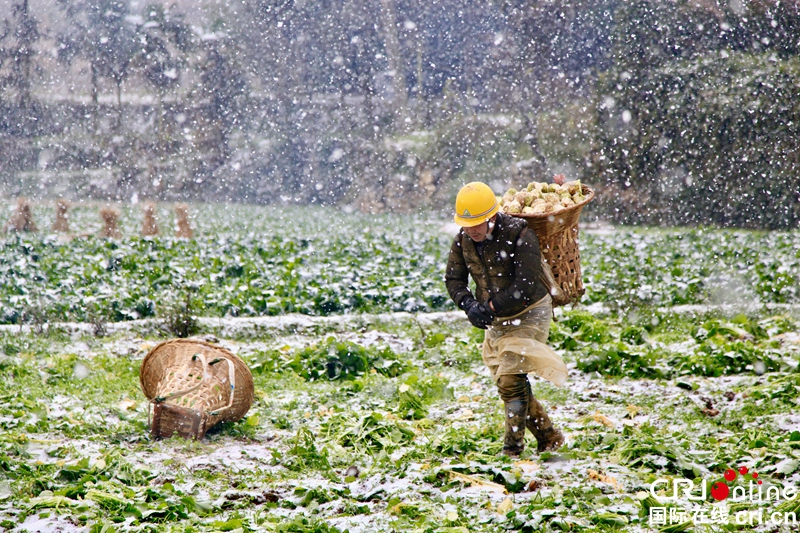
(482, 295), (568, 387)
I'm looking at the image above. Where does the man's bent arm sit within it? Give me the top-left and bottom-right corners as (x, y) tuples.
(445, 234), (473, 307)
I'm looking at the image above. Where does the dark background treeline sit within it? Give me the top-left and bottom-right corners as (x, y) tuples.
(1, 0), (799, 228)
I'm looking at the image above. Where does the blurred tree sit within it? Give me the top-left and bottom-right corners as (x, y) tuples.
(199, 42), (247, 132)
(592, 0), (800, 228)
(133, 4), (190, 93)
(379, 0), (408, 124)
(57, 0), (137, 129)
(234, 0), (314, 201)
(229, 0), (387, 204)
(0, 0), (41, 135)
(187, 38), (249, 197)
(492, 0), (618, 178)
(129, 3), (191, 195)
(496, 0), (615, 85)
(0, 0), (37, 108)
(132, 2), (189, 138)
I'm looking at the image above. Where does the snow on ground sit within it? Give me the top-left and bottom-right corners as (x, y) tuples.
(3, 309), (800, 533)
(6, 302), (800, 339)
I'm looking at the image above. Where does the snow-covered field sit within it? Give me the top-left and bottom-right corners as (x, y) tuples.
(2, 204), (800, 532)
(2, 306), (800, 533)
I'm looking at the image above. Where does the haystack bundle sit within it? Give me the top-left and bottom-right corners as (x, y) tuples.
(174, 203), (194, 239)
(141, 202), (160, 237)
(99, 206), (122, 239)
(52, 198), (71, 233)
(3, 198), (38, 233)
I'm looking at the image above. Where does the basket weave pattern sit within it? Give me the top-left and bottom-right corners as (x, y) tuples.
(513, 185), (594, 307)
(140, 339), (254, 439)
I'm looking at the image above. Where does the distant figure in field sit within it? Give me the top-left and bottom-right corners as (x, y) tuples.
(52, 198), (71, 233)
(141, 202), (160, 237)
(99, 206), (122, 239)
(174, 203), (194, 239)
(3, 197), (38, 233)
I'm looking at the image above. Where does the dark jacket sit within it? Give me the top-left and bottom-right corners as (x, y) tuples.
(445, 212), (548, 317)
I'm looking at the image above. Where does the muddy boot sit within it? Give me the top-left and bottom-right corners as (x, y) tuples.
(526, 393), (565, 453)
(502, 399), (528, 458)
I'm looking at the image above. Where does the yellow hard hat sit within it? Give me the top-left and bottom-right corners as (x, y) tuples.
(454, 182), (499, 227)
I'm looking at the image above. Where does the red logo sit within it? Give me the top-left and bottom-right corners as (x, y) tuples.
(711, 482), (730, 501)
(712, 466), (761, 501)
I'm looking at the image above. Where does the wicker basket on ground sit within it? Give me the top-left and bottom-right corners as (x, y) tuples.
(512, 185), (595, 307)
(139, 339), (254, 439)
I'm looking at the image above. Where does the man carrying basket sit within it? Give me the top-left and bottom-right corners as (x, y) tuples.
(445, 182), (567, 457)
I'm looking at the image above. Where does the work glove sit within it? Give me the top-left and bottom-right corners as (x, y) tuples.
(460, 296), (495, 329)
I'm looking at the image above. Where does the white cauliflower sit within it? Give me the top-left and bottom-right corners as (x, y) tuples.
(506, 200), (523, 214)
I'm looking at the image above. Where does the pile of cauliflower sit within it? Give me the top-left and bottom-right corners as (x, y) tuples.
(499, 179), (586, 215)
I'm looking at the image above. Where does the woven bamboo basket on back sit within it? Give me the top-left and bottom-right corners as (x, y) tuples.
(512, 185), (595, 307)
(140, 339), (254, 440)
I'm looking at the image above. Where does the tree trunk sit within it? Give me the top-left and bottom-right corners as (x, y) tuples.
(379, 0), (408, 127)
(90, 63), (99, 131)
(115, 80), (123, 130)
(16, 0), (35, 110)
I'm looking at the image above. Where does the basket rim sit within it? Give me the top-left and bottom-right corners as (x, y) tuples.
(139, 338), (247, 401)
(508, 184), (595, 221)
